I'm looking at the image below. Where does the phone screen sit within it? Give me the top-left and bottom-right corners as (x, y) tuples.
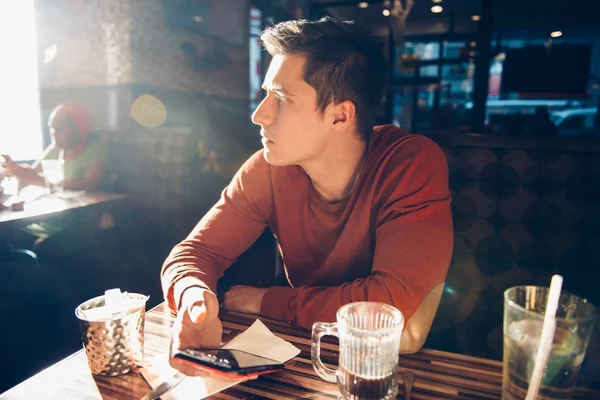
(174, 349), (284, 375)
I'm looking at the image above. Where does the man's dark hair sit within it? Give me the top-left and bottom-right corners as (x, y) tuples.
(260, 17), (388, 141)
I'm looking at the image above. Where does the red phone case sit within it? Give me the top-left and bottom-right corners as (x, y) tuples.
(174, 354), (283, 379)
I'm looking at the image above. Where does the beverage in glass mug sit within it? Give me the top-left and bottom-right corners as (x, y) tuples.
(312, 302), (404, 400)
(338, 365), (395, 400)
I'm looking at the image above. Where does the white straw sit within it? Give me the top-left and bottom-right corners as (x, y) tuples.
(525, 274), (563, 400)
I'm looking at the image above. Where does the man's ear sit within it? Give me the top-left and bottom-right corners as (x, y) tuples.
(331, 100), (356, 129)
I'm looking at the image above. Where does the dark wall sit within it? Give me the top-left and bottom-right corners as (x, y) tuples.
(426, 134), (600, 387)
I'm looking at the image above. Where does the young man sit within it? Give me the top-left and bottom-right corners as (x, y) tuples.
(162, 17), (453, 372)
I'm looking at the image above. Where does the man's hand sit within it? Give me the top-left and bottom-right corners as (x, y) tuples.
(169, 287), (223, 376)
(223, 286), (268, 314)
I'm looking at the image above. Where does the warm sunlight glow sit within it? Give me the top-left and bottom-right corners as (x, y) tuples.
(131, 95), (167, 128)
(0, 0), (43, 161)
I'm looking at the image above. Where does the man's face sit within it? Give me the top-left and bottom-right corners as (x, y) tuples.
(252, 54), (333, 166)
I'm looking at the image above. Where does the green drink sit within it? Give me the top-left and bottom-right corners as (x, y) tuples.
(502, 287), (596, 400)
(503, 320), (585, 399)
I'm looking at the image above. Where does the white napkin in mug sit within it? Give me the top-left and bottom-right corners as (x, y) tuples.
(139, 319), (301, 400)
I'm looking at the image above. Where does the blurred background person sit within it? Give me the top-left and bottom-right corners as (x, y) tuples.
(2, 103), (108, 191)
(2, 103), (110, 258)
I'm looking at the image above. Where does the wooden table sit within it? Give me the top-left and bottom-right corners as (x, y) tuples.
(0, 191), (127, 234)
(1, 303), (598, 400)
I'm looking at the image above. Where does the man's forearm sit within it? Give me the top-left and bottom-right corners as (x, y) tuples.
(399, 326), (427, 354)
(399, 282), (445, 354)
(257, 279), (446, 353)
(180, 285), (220, 320)
(164, 272), (217, 314)
(223, 285), (268, 314)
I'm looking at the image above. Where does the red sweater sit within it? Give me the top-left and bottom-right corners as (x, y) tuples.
(162, 125), (453, 330)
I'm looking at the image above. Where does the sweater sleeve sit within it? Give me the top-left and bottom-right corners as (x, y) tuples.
(260, 137), (453, 330)
(161, 150), (272, 313)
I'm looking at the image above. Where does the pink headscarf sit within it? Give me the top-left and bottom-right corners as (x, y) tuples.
(49, 103), (92, 155)
(50, 103), (92, 142)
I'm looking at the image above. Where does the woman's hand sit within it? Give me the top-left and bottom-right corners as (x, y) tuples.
(1, 154), (22, 176)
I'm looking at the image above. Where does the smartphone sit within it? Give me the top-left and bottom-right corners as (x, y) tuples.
(173, 349), (284, 378)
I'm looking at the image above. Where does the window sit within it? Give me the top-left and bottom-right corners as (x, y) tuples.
(396, 42), (440, 78)
(0, 0), (43, 161)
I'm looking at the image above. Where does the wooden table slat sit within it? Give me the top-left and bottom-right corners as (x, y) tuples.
(0, 191), (127, 229)
(1, 302), (598, 400)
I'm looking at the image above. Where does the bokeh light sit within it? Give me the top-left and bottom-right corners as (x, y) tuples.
(131, 94), (167, 128)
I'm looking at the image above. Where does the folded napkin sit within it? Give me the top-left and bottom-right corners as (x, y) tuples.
(140, 319), (301, 400)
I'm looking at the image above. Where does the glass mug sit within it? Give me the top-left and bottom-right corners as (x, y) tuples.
(41, 159), (65, 192)
(312, 302), (404, 400)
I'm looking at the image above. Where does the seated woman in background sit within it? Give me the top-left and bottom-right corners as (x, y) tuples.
(2, 103), (108, 190)
(1, 103), (109, 258)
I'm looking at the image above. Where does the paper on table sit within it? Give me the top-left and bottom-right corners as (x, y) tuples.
(222, 318), (301, 361)
(139, 319), (301, 400)
(139, 353), (240, 400)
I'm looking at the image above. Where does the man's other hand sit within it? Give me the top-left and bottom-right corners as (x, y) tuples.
(223, 286), (268, 314)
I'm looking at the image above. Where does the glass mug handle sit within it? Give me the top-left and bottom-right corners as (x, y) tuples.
(311, 322), (338, 383)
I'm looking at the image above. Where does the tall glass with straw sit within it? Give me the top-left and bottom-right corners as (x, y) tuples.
(40, 148), (64, 192)
(503, 275), (596, 400)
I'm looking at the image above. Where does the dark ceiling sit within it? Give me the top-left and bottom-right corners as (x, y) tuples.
(309, 0), (600, 39)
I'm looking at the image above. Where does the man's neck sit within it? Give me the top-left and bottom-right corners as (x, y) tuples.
(301, 137), (367, 203)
